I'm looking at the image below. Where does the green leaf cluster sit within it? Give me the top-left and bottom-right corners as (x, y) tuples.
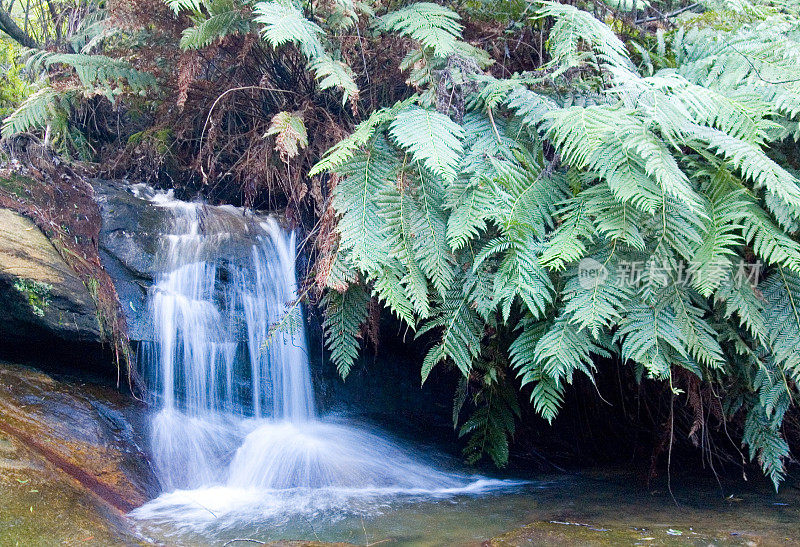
(313, 0), (800, 485)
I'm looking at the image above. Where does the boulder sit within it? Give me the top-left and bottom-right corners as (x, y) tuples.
(91, 180), (170, 341)
(0, 208), (101, 344)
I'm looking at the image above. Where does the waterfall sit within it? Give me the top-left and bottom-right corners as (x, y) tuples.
(131, 190), (519, 527)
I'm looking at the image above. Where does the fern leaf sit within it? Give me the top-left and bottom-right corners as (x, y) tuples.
(332, 137), (398, 274)
(389, 105), (465, 183)
(309, 55), (359, 106)
(761, 267), (800, 374)
(419, 271), (483, 382)
(322, 285), (369, 378)
(179, 7), (250, 50)
(381, 2), (463, 57)
(254, 0), (325, 59)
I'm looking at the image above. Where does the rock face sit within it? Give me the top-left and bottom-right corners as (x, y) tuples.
(91, 179), (170, 341)
(0, 361), (156, 544)
(0, 208), (101, 344)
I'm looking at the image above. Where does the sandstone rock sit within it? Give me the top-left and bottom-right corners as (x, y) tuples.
(0, 361), (156, 544)
(0, 208), (101, 344)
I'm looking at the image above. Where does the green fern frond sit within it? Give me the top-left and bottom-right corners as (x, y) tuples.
(742, 205), (800, 272)
(419, 270), (484, 382)
(254, 0), (325, 59)
(310, 97), (416, 176)
(690, 124), (800, 211)
(380, 2), (463, 57)
(533, 316), (604, 387)
(332, 137), (398, 274)
(535, 1), (633, 71)
(458, 362), (520, 466)
(539, 194), (594, 271)
(691, 189), (748, 296)
(322, 285), (370, 378)
(1, 86), (71, 136)
(25, 50), (156, 92)
(563, 253), (635, 338)
(166, 0), (208, 13)
(493, 233), (554, 321)
(715, 262), (767, 344)
(509, 320), (564, 423)
(617, 300), (685, 379)
(669, 285), (726, 369)
(761, 267), (800, 374)
(310, 55), (359, 106)
(742, 403), (790, 491)
(389, 105), (465, 183)
(179, 6), (250, 50)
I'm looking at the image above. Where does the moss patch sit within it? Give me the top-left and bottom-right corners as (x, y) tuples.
(12, 279), (52, 317)
(0, 172), (39, 201)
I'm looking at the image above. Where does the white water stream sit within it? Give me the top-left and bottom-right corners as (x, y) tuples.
(129, 191), (517, 529)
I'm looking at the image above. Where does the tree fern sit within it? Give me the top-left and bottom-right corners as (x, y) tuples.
(380, 2), (463, 57)
(312, 0), (800, 480)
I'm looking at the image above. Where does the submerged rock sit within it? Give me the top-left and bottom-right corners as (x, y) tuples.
(0, 361), (157, 543)
(490, 519), (791, 545)
(0, 208), (101, 345)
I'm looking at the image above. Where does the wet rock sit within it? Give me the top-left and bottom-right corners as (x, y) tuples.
(0, 361), (157, 543)
(0, 208), (101, 345)
(91, 179), (170, 341)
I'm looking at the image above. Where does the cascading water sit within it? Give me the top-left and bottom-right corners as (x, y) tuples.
(130, 190), (518, 530)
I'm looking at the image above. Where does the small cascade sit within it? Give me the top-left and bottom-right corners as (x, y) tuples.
(131, 190), (519, 527)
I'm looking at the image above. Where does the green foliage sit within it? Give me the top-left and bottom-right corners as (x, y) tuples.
(178, 0), (251, 50)
(4, 0), (798, 487)
(13, 279), (52, 317)
(456, 356), (521, 466)
(24, 49), (156, 93)
(313, 0), (800, 482)
(254, 0), (325, 58)
(253, 0), (358, 105)
(1, 32), (155, 157)
(0, 37), (31, 121)
(380, 2), (463, 57)
(322, 284), (370, 378)
(389, 106), (465, 183)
